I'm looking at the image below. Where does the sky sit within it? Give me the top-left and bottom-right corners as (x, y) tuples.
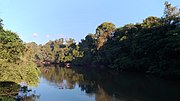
(0, 0), (179, 44)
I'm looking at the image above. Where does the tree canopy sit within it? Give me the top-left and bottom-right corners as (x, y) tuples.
(10, 2), (180, 76)
(0, 20), (39, 86)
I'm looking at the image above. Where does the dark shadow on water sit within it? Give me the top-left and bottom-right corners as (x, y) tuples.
(0, 82), (40, 101)
(39, 65), (180, 101)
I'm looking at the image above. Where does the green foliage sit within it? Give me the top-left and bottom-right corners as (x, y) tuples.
(23, 42), (42, 61)
(0, 30), (25, 62)
(0, 61), (40, 86)
(0, 97), (15, 101)
(95, 22), (116, 49)
(0, 2), (178, 78)
(73, 2), (180, 76)
(142, 16), (161, 28)
(29, 38), (83, 63)
(0, 19), (40, 87)
(0, 81), (40, 101)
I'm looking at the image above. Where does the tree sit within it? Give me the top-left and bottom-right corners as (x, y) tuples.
(0, 18), (3, 31)
(0, 30), (25, 62)
(23, 42), (42, 61)
(0, 18), (40, 86)
(142, 16), (161, 28)
(163, 1), (180, 25)
(95, 22), (116, 49)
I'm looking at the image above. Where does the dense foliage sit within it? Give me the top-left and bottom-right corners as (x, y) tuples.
(28, 38), (83, 63)
(75, 2), (180, 76)
(0, 19), (39, 86)
(76, 2), (180, 75)
(1, 1), (179, 101)
(27, 2), (180, 76)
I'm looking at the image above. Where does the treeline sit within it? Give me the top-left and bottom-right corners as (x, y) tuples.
(26, 38), (83, 63)
(30, 2), (180, 76)
(0, 19), (39, 86)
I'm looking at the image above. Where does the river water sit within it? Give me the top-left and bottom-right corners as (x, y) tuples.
(20, 65), (179, 101)
(1, 65), (179, 101)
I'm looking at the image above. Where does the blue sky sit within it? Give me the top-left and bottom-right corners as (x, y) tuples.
(0, 0), (179, 44)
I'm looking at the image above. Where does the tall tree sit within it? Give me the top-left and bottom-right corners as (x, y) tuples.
(95, 22), (116, 49)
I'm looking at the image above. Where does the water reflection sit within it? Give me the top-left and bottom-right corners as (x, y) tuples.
(0, 82), (40, 101)
(0, 62), (40, 101)
(39, 65), (180, 101)
(0, 82), (19, 99)
(0, 62), (40, 86)
(39, 65), (84, 89)
(1, 65), (179, 101)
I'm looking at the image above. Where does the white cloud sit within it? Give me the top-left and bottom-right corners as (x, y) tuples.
(33, 33), (38, 37)
(46, 34), (50, 38)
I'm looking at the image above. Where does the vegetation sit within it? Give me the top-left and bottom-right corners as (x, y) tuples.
(75, 2), (180, 76)
(0, 1), (179, 101)
(24, 2), (180, 76)
(0, 82), (20, 98)
(27, 38), (83, 64)
(0, 2), (178, 86)
(0, 81), (39, 101)
(0, 19), (40, 86)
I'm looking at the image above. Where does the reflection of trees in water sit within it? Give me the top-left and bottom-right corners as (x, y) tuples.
(0, 81), (20, 99)
(95, 86), (117, 101)
(81, 69), (180, 101)
(40, 66), (132, 101)
(0, 82), (40, 101)
(0, 62), (40, 101)
(0, 62), (40, 86)
(40, 66), (120, 101)
(16, 86), (40, 101)
(40, 66), (84, 89)
(77, 69), (122, 101)
(16, 95), (40, 101)
(40, 66), (180, 101)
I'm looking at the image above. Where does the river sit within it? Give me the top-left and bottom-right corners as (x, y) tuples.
(1, 65), (180, 101)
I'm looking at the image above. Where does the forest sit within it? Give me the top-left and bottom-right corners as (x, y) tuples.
(0, 2), (179, 100)
(0, 1), (179, 84)
(26, 2), (180, 76)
